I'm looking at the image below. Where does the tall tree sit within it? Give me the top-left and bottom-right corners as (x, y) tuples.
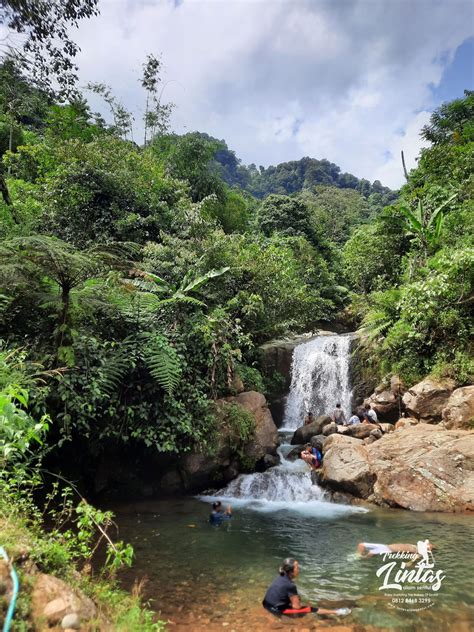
(0, 0), (99, 98)
(140, 53), (173, 145)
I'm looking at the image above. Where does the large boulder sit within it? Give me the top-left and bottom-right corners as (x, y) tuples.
(367, 424), (474, 512)
(322, 421), (338, 436)
(347, 423), (380, 439)
(364, 388), (401, 423)
(286, 446), (304, 461)
(319, 434), (374, 498)
(180, 391), (279, 490)
(442, 386), (474, 430)
(234, 391), (279, 460)
(402, 377), (456, 422)
(310, 434), (328, 450)
(291, 415), (332, 444)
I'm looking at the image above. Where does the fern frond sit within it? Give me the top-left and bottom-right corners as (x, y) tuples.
(97, 344), (133, 397)
(141, 334), (182, 395)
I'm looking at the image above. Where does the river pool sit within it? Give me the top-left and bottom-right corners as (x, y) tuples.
(111, 495), (474, 632)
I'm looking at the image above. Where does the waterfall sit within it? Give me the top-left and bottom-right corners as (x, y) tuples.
(282, 334), (352, 431)
(200, 333), (363, 516)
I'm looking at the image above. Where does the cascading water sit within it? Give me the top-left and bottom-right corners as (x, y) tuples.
(201, 333), (362, 516)
(282, 334), (353, 431)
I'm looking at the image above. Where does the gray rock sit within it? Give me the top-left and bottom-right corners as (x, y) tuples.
(364, 436), (377, 445)
(291, 415), (332, 444)
(322, 421), (338, 436)
(310, 434), (327, 450)
(43, 598), (69, 624)
(348, 423), (380, 439)
(61, 613), (81, 629)
(263, 453), (280, 469)
(379, 423), (395, 434)
(364, 388), (401, 423)
(286, 446), (304, 461)
(370, 428), (383, 439)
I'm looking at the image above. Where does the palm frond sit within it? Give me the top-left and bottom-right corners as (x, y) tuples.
(179, 267), (230, 294)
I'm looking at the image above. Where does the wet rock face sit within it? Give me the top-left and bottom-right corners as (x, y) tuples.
(258, 332), (334, 395)
(402, 378), (456, 422)
(442, 386), (474, 430)
(290, 415), (332, 444)
(235, 391), (279, 461)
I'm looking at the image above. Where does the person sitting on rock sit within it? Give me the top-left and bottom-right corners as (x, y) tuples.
(263, 558), (351, 617)
(304, 411), (314, 425)
(332, 403), (346, 425)
(346, 410), (361, 426)
(363, 404), (378, 424)
(209, 501), (232, 526)
(301, 444), (319, 470)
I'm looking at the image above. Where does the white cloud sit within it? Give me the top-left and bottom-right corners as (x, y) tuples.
(72, 0), (474, 188)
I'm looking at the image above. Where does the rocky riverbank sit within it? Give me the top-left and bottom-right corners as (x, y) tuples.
(290, 375), (474, 512)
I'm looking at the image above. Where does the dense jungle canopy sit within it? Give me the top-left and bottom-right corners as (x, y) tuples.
(0, 56), (472, 460)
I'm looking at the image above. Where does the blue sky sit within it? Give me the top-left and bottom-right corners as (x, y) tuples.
(431, 37), (473, 103)
(73, 0), (474, 188)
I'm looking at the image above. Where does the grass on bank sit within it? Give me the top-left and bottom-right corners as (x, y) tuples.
(0, 489), (165, 631)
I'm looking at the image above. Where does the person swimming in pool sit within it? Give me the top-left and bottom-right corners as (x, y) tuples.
(262, 558), (351, 617)
(357, 541), (435, 558)
(209, 501), (232, 526)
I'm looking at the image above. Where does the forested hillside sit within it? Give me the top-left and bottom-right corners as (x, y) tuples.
(1, 55), (473, 469)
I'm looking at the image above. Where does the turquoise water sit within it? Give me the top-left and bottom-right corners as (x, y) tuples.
(111, 496), (474, 631)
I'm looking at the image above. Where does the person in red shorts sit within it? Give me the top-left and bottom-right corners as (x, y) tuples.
(262, 558), (350, 617)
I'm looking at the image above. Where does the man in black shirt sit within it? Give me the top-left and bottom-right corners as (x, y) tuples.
(263, 558), (350, 617)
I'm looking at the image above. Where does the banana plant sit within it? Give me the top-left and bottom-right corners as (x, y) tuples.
(125, 266), (230, 307)
(399, 192), (457, 260)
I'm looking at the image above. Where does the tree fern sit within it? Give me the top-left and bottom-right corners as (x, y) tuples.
(97, 342), (135, 397)
(141, 334), (182, 395)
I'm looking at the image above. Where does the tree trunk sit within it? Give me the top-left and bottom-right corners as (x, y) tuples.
(56, 283), (72, 363)
(143, 93), (149, 146)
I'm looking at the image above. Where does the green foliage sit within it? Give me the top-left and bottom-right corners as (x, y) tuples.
(141, 333), (182, 395)
(421, 90), (474, 146)
(342, 206), (410, 293)
(219, 401), (256, 468)
(301, 185), (374, 244)
(398, 192), (458, 260)
(257, 194), (317, 244)
(359, 248), (473, 384)
(235, 363), (265, 393)
(352, 91), (473, 386)
(0, 384), (50, 465)
(1, 0), (99, 99)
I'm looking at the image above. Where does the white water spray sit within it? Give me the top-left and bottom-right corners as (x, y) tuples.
(282, 334), (352, 431)
(200, 334), (364, 516)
